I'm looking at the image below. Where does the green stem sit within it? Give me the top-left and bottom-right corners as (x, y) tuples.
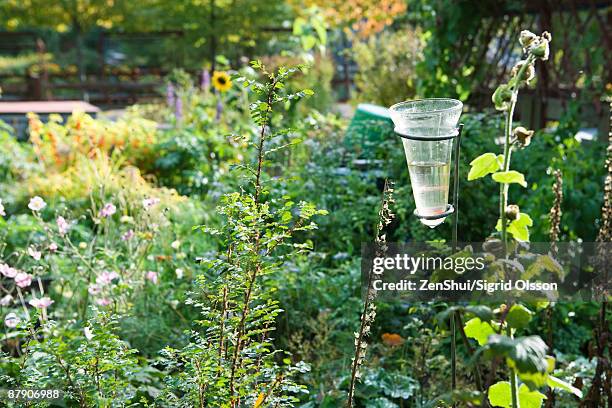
(499, 54), (535, 254)
(500, 101), (515, 254)
(507, 325), (520, 408)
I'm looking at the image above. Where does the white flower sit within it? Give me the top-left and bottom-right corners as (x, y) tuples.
(0, 263), (17, 278)
(27, 246), (42, 261)
(14, 272), (33, 288)
(4, 312), (20, 328)
(175, 268), (184, 279)
(56, 216), (70, 235)
(0, 198), (5, 217)
(29, 296), (54, 309)
(142, 197), (160, 210)
(28, 196), (47, 212)
(120, 215), (133, 224)
(0, 294), (13, 306)
(84, 326), (94, 341)
(145, 271), (158, 284)
(171, 240), (181, 250)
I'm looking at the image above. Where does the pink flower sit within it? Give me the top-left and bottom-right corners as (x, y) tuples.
(56, 216), (70, 235)
(28, 196), (46, 212)
(29, 296), (54, 309)
(142, 197), (160, 210)
(95, 298), (111, 306)
(0, 263), (17, 278)
(99, 203), (116, 218)
(48, 242), (58, 252)
(88, 285), (102, 295)
(0, 294), (13, 306)
(14, 272), (33, 288)
(27, 246), (42, 261)
(4, 312), (20, 328)
(121, 229), (134, 241)
(145, 271), (158, 284)
(0, 198), (5, 217)
(96, 271), (119, 286)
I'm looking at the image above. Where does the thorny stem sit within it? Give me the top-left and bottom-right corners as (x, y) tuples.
(229, 76), (277, 405)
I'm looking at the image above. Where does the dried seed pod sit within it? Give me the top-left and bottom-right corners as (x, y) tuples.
(531, 39), (550, 60)
(511, 60), (536, 85)
(519, 30), (537, 49)
(549, 169), (563, 256)
(505, 204), (520, 221)
(492, 84), (513, 111)
(513, 126), (535, 147)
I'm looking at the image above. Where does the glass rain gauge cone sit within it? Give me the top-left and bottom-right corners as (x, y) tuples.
(389, 98), (463, 228)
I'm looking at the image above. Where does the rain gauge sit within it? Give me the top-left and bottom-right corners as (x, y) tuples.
(389, 99), (463, 245)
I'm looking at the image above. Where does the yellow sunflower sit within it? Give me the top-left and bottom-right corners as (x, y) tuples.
(212, 71), (232, 93)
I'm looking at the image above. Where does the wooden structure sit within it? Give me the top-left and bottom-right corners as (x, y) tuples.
(0, 100), (100, 139)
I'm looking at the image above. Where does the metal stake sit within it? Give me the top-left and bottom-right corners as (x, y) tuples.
(452, 124), (464, 252)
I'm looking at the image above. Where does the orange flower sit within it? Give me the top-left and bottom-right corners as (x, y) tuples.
(382, 333), (405, 347)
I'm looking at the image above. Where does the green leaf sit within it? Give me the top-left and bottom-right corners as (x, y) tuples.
(437, 305), (493, 324)
(498, 213), (534, 242)
(488, 382), (547, 408)
(464, 317), (495, 346)
(523, 255), (564, 280)
(547, 375), (582, 398)
(281, 211), (292, 223)
(486, 335), (549, 374)
(518, 384), (547, 407)
(301, 35), (317, 51)
(519, 356), (555, 388)
(492, 170), (528, 187)
(506, 304), (533, 330)
(488, 381), (512, 407)
(468, 153), (500, 181)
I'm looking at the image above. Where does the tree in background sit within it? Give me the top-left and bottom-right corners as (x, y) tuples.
(292, 0), (406, 38)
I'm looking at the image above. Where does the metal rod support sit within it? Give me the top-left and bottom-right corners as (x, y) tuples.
(452, 124), (464, 253)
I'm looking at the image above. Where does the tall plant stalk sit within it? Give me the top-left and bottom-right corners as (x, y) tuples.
(488, 30), (551, 408)
(347, 180), (395, 407)
(499, 54), (535, 251)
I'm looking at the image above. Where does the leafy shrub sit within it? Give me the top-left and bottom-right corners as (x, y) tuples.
(27, 112), (159, 172)
(157, 62), (325, 406)
(352, 29), (423, 106)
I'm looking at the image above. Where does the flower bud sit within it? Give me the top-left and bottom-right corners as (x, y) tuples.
(519, 30), (537, 49)
(511, 60), (535, 84)
(492, 84), (513, 111)
(505, 205), (520, 221)
(531, 39), (550, 60)
(513, 126), (535, 147)
(541, 31), (552, 42)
